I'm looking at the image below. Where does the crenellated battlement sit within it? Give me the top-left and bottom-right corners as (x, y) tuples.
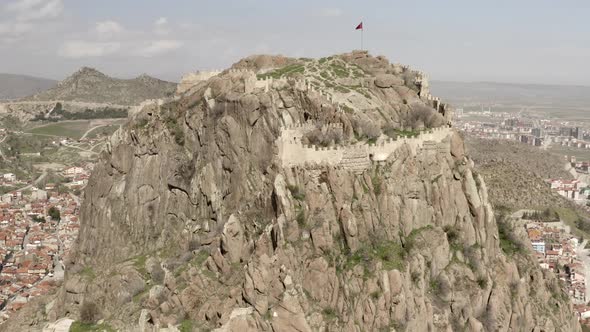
(277, 124), (452, 173)
(413, 71), (427, 83)
(411, 69), (430, 98)
(227, 68), (255, 75)
(254, 75), (310, 93)
(281, 122), (343, 131)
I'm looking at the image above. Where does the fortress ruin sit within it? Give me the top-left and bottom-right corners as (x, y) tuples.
(276, 124), (452, 173)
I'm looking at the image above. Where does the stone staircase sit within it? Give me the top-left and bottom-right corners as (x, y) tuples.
(340, 148), (370, 174)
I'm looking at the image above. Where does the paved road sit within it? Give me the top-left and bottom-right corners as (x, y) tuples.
(0, 134), (7, 160)
(62, 142), (98, 155)
(576, 239), (590, 302)
(15, 170), (48, 192)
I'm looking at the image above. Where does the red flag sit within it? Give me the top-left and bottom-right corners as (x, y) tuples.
(355, 22), (363, 30)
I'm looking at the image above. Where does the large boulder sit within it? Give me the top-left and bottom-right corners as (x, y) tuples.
(375, 74), (404, 88)
(221, 214), (245, 263)
(450, 132), (465, 159)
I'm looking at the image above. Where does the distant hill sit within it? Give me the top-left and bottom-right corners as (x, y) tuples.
(0, 74), (57, 100)
(431, 80), (590, 108)
(24, 67), (177, 105)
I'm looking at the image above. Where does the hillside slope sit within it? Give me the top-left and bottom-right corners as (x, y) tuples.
(0, 73), (56, 100)
(3, 51), (579, 332)
(465, 135), (573, 210)
(24, 67), (177, 105)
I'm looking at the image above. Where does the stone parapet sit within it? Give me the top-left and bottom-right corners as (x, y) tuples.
(277, 125), (452, 172)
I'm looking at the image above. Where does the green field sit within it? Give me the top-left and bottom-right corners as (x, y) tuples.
(26, 121), (92, 139)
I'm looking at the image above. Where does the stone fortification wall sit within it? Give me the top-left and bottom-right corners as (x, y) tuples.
(409, 68), (453, 124)
(254, 76), (308, 93)
(278, 123), (346, 167)
(177, 70), (222, 94)
(413, 70), (430, 97)
(277, 125), (452, 172)
(128, 99), (166, 118)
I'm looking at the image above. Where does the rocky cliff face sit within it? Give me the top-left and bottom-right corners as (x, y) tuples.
(8, 52), (579, 331)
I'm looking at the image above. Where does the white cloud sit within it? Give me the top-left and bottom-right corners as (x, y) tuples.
(58, 41), (120, 58)
(136, 40), (183, 57)
(314, 8), (343, 17)
(155, 17), (168, 26)
(154, 17), (170, 36)
(6, 0), (64, 22)
(0, 21), (33, 43)
(5, 0), (42, 13)
(0, 0), (63, 42)
(0, 22), (33, 36)
(95, 21), (124, 39)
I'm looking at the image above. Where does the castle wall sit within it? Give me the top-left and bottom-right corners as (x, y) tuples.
(277, 126), (452, 171)
(177, 70), (222, 94)
(279, 142), (344, 167)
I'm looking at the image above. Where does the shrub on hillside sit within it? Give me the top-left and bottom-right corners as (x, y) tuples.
(352, 118), (380, 142)
(522, 209), (559, 222)
(303, 125), (343, 147)
(48, 206), (60, 221)
(497, 218), (524, 255)
(404, 105), (444, 129)
(80, 301), (99, 324)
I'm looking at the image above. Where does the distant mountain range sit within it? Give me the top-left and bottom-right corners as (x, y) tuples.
(24, 67), (177, 105)
(430, 80), (590, 108)
(0, 74), (57, 100)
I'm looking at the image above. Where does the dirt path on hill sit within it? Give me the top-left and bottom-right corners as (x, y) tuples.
(80, 124), (106, 140)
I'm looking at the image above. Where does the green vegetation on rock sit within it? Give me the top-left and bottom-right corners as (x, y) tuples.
(257, 64), (304, 79)
(345, 239), (406, 274)
(80, 267), (96, 281)
(497, 218), (523, 256)
(69, 321), (115, 332)
(178, 319), (194, 332)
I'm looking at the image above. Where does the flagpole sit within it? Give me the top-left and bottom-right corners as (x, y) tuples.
(355, 21), (364, 51)
(361, 20), (363, 51)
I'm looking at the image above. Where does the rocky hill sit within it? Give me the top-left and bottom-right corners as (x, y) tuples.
(0, 73), (56, 100)
(465, 135), (573, 210)
(24, 67), (177, 105)
(4, 51), (580, 331)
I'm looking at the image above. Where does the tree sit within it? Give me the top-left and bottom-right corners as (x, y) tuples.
(48, 206), (60, 221)
(80, 301), (98, 324)
(32, 215), (45, 223)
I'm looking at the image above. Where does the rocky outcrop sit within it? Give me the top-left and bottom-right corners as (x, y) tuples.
(374, 74), (404, 88)
(23, 67), (177, 105)
(232, 54), (297, 73)
(4, 52), (579, 331)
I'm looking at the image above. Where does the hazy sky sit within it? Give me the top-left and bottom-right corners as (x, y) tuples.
(1, 0), (590, 84)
